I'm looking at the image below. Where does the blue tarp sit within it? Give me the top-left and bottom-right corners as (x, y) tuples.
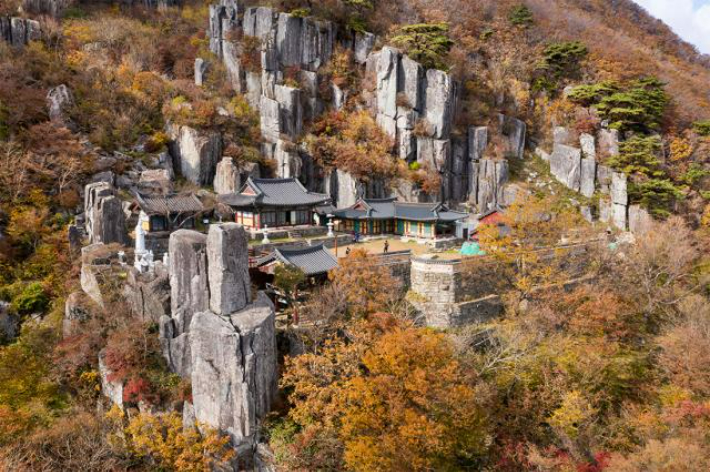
(460, 241), (486, 256)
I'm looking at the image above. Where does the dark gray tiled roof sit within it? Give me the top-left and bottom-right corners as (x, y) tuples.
(136, 193), (204, 214)
(250, 178), (330, 207)
(333, 198), (468, 223)
(257, 244), (339, 275)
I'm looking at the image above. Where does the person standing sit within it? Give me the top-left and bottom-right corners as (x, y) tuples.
(383, 240), (389, 253)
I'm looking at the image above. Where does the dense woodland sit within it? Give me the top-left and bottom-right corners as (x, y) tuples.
(1, 0), (710, 470)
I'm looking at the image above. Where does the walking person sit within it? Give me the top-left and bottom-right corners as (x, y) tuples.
(383, 240), (389, 254)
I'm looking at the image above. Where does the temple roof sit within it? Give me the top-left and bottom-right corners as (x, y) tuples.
(135, 193), (204, 215)
(332, 198), (468, 223)
(219, 178), (330, 208)
(256, 243), (339, 276)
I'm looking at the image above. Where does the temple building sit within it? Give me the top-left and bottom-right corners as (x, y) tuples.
(217, 178), (331, 229)
(255, 244), (339, 279)
(332, 198), (468, 240)
(132, 193), (205, 233)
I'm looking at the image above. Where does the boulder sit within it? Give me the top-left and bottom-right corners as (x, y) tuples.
(190, 293), (277, 447)
(46, 84), (74, 122)
(170, 125), (223, 186)
(207, 224), (251, 316)
(550, 144), (582, 192)
(139, 169), (173, 195)
(214, 157), (241, 195)
(425, 70), (455, 139)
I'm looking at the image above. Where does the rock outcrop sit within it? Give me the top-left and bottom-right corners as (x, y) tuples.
(550, 144), (582, 192)
(214, 157), (242, 194)
(63, 291), (91, 338)
(84, 182), (127, 246)
(0, 17), (41, 48)
(206, 224), (251, 315)
(47, 84), (74, 122)
(168, 125), (223, 186)
(190, 292), (277, 447)
(124, 264), (171, 323)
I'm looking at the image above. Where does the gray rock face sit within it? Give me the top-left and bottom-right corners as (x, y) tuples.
(399, 55), (423, 112)
(580, 157), (597, 198)
(190, 292), (277, 446)
(354, 31), (376, 64)
(476, 159), (509, 212)
(274, 140), (302, 179)
(169, 230), (209, 333)
(499, 114), (526, 159)
(47, 84), (73, 122)
(611, 172), (628, 205)
(1, 17), (40, 48)
(209, 0), (240, 57)
(580, 133), (596, 159)
(259, 97), (281, 142)
(328, 169), (360, 208)
(596, 164), (613, 194)
(553, 126), (572, 146)
(468, 126), (488, 162)
(124, 265), (171, 323)
(425, 70), (455, 139)
(598, 128), (619, 157)
(550, 144), (582, 192)
(274, 85), (302, 139)
(214, 157), (241, 195)
(628, 204), (653, 234)
(194, 58), (209, 86)
(207, 224), (251, 315)
(68, 224), (82, 255)
(169, 125), (223, 186)
(417, 138), (450, 172)
(22, 0), (67, 17)
(599, 197), (612, 225)
(84, 182), (127, 245)
(374, 47), (400, 121)
(80, 244), (110, 308)
(612, 203), (628, 230)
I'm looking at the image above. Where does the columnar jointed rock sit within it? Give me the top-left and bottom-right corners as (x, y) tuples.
(475, 159), (509, 212)
(498, 114), (527, 159)
(580, 157), (597, 198)
(194, 58), (209, 86)
(84, 182), (127, 245)
(610, 171), (629, 230)
(425, 70), (456, 139)
(169, 230), (209, 334)
(168, 125), (223, 185)
(214, 157), (242, 195)
(597, 128), (620, 157)
(0, 17), (41, 47)
(47, 84), (74, 122)
(207, 224), (251, 315)
(550, 144), (582, 192)
(190, 293), (278, 447)
(124, 265), (171, 323)
(628, 204), (653, 234)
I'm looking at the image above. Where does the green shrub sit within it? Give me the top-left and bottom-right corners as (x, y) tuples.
(391, 23), (454, 70)
(630, 179), (683, 218)
(11, 282), (49, 315)
(692, 120), (710, 136)
(608, 135), (664, 178)
(567, 81), (620, 108)
(290, 8), (311, 18)
(409, 161), (421, 171)
(533, 41), (588, 93)
(509, 4), (534, 27)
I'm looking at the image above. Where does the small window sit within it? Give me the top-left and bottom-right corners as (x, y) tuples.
(150, 215), (167, 232)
